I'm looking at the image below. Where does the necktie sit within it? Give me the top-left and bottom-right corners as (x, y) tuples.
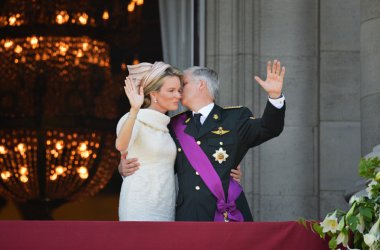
(194, 113), (202, 131)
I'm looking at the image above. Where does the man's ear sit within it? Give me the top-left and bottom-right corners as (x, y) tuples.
(199, 80), (207, 90)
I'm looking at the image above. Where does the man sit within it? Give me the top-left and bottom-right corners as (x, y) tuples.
(120, 60), (286, 221)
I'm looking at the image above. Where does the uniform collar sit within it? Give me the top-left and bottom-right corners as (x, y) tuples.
(192, 102), (215, 122)
(185, 104), (222, 139)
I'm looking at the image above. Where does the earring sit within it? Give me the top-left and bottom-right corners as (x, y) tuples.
(154, 98), (158, 103)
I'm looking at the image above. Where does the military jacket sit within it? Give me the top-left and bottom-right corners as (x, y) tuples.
(169, 100), (285, 221)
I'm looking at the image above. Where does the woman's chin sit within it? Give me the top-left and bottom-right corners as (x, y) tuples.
(170, 104), (179, 110)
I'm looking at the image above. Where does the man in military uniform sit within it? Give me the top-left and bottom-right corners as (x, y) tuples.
(119, 60), (286, 221)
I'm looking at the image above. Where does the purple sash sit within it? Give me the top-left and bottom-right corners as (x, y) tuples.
(171, 114), (244, 222)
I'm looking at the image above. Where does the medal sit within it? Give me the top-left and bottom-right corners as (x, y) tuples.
(212, 147), (229, 164)
(211, 127), (230, 136)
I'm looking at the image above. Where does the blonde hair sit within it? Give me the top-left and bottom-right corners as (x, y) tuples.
(142, 67), (183, 108)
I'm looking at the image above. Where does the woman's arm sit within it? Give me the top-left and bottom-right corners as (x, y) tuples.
(115, 77), (144, 152)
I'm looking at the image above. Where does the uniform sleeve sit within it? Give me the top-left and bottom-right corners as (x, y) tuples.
(238, 101), (285, 148)
(116, 113), (141, 151)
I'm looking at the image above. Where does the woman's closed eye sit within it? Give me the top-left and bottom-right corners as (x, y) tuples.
(168, 88), (182, 94)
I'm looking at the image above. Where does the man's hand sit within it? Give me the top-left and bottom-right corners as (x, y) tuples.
(230, 165), (242, 184)
(254, 59), (285, 99)
(118, 153), (140, 177)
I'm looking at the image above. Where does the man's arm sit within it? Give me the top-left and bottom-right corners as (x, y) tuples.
(237, 59), (286, 147)
(118, 153), (244, 183)
(118, 153), (140, 177)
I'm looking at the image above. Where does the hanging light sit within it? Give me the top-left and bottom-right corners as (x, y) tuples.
(102, 10), (109, 21)
(127, 2), (136, 12)
(132, 57), (140, 65)
(0, 0), (132, 219)
(128, 0), (144, 12)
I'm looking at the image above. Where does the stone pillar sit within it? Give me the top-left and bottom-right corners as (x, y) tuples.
(205, 0), (257, 216)
(206, 0), (319, 221)
(256, 0), (319, 221)
(360, 0), (380, 155)
(319, 0), (361, 218)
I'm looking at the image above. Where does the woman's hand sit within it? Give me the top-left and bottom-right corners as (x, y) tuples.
(124, 77), (144, 110)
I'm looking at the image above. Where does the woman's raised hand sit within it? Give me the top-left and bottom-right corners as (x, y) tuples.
(124, 77), (144, 110)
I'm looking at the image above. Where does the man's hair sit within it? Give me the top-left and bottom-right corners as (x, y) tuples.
(184, 66), (219, 100)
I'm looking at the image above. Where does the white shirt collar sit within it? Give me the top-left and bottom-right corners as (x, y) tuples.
(192, 102), (215, 124)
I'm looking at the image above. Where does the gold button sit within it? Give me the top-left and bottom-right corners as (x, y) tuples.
(195, 171), (199, 175)
(178, 148), (182, 152)
(195, 186), (200, 190)
(197, 141), (201, 145)
(219, 142), (223, 145)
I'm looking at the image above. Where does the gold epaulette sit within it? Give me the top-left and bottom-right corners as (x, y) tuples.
(223, 106), (242, 109)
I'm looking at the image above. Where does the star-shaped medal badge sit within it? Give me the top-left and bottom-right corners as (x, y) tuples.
(212, 147), (229, 164)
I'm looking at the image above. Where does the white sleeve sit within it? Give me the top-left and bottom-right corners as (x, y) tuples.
(268, 95), (285, 109)
(116, 113), (141, 152)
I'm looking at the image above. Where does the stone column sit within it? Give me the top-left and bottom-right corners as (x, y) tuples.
(206, 0), (319, 221)
(256, 0), (319, 221)
(205, 0), (257, 216)
(319, 0), (361, 218)
(360, 0), (380, 155)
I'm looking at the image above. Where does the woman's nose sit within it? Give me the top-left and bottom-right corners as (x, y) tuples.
(175, 91), (182, 99)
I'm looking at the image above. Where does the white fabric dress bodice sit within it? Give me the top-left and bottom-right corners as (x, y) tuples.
(116, 109), (176, 221)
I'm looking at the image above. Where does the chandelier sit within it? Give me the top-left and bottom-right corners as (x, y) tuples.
(0, 0), (144, 219)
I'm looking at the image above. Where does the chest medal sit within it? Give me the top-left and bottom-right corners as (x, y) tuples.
(211, 127), (230, 136)
(212, 147), (229, 164)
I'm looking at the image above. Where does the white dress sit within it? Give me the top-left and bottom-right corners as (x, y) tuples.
(116, 109), (176, 221)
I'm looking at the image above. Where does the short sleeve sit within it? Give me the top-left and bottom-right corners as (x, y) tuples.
(116, 113), (141, 151)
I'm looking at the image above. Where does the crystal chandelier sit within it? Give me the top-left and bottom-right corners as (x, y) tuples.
(0, 0), (143, 219)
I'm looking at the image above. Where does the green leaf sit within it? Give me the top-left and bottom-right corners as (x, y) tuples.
(328, 236), (337, 250)
(297, 218), (307, 227)
(346, 203), (357, 218)
(312, 223), (324, 239)
(359, 156), (380, 178)
(359, 207), (372, 220)
(338, 217), (345, 231)
(361, 241), (367, 250)
(353, 231), (361, 245)
(347, 216), (358, 231)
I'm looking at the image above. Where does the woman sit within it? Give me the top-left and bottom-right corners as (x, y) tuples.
(116, 61), (182, 221)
